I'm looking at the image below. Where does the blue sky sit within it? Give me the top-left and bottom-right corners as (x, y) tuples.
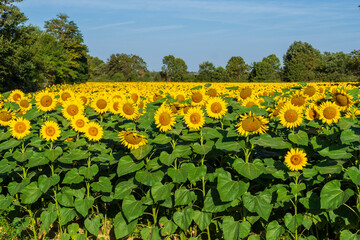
(17, 0), (360, 72)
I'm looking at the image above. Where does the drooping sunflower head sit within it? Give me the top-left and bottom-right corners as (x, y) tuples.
(183, 106), (205, 131)
(59, 90), (75, 103)
(84, 122), (103, 142)
(318, 101), (341, 125)
(109, 99), (121, 114)
(236, 112), (269, 137)
(154, 105), (176, 132)
(128, 91), (140, 103)
(290, 91), (307, 108)
(0, 109), (15, 126)
(278, 102), (303, 129)
(9, 117), (31, 139)
(40, 120), (61, 142)
(238, 87), (252, 101)
(302, 85), (318, 99)
(36, 91), (57, 112)
(71, 115), (89, 133)
(191, 89), (207, 106)
(205, 97), (228, 119)
(332, 89), (353, 111)
(91, 95), (110, 114)
(61, 99), (84, 120)
(305, 103), (320, 121)
(241, 97), (260, 108)
(8, 89), (25, 102)
(118, 130), (147, 150)
(206, 88), (218, 98)
(119, 100), (139, 120)
(284, 148), (308, 171)
(18, 97), (32, 112)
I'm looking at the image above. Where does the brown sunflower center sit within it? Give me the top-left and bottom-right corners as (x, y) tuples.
(131, 93), (139, 102)
(45, 126), (56, 136)
(80, 96), (88, 105)
(112, 102), (119, 111)
(76, 119), (85, 128)
(61, 92), (71, 101)
(123, 103), (135, 115)
(191, 92), (203, 103)
(308, 108), (319, 120)
(0, 111), (12, 122)
(159, 112), (171, 126)
(335, 94), (348, 106)
(176, 94), (186, 102)
(125, 133), (143, 145)
(246, 101), (256, 108)
(40, 95), (52, 107)
(15, 122), (26, 133)
(13, 93), (21, 101)
(240, 88), (252, 100)
(211, 102), (222, 113)
(290, 155), (302, 165)
(182, 106), (190, 114)
(304, 86), (316, 97)
(20, 99), (29, 108)
(138, 101), (144, 109)
(323, 107), (337, 119)
(242, 116), (261, 132)
(284, 110), (298, 123)
(153, 94), (162, 102)
(88, 127), (99, 136)
(291, 96), (306, 107)
(190, 112), (201, 124)
(206, 88), (217, 97)
(96, 99), (107, 109)
(67, 104), (79, 116)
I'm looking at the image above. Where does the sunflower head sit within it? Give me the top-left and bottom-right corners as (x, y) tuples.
(0, 109), (15, 126)
(36, 91), (57, 112)
(285, 148), (308, 171)
(85, 122), (103, 141)
(236, 112), (269, 137)
(18, 97), (32, 112)
(59, 90), (75, 103)
(183, 106), (205, 131)
(62, 99), (84, 120)
(278, 102), (303, 129)
(191, 90), (207, 106)
(9, 89), (25, 102)
(318, 101), (341, 125)
(71, 115), (89, 133)
(10, 117), (31, 139)
(91, 95), (109, 114)
(239, 87), (252, 100)
(154, 105), (176, 132)
(332, 89), (352, 111)
(205, 97), (228, 119)
(119, 100), (139, 120)
(40, 121), (61, 142)
(206, 88), (218, 98)
(305, 104), (320, 121)
(290, 91), (307, 108)
(118, 130), (147, 150)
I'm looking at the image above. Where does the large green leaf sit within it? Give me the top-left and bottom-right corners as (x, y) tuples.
(0, 138), (20, 152)
(8, 178), (30, 196)
(167, 166), (189, 183)
(0, 159), (16, 174)
(172, 145), (192, 158)
(38, 174), (60, 193)
(58, 149), (90, 164)
(159, 151), (176, 166)
(347, 167), (360, 185)
(122, 195), (146, 222)
(320, 180), (354, 210)
(131, 144), (153, 160)
(0, 194), (12, 210)
(173, 208), (193, 231)
(340, 129), (360, 144)
(217, 172), (249, 202)
(114, 179), (136, 200)
(26, 151), (49, 168)
(288, 130), (308, 146)
(44, 147), (63, 162)
(151, 182), (173, 203)
(243, 191), (273, 221)
(284, 212), (303, 233)
(117, 155), (144, 177)
(79, 164), (99, 179)
(175, 187), (196, 206)
(152, 134), (172, 145)
(233, 159), (265, 180)
(40, 210), (57, 233)
(12, 149), (33, 162)
(215, 139), (244, 152)
(202, 127), (223, 140)
(318, 146), (352, 159)
(250, 134), (291, 149)
(62, 169), (84, 185)
(113, 212), (137, 239)
(20, 182), (43, 204)
(202, 189), (233, 213)
(192, 211), (211, 231)
(140, 226), (161, 240)
(135, 170), (164, 186)
(184, 163), (207, 184)
(159, 217), (177, 236)
(59, 207), (76, 225)
(84, 216), (101, 236)
(340, 230), (360, 240)
(222, 216), (239, 240)
(192, 140), (214, 155)
(74, 196), (94, 217)
(91, 176), (112, 193)
(266, 220), (285, 240)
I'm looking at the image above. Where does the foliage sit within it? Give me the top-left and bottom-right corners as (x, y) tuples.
(226, 56), (249, 81)
(107, 53), (147, 81)
(249, 54), (281, 82)
(161, 55), (188, 81)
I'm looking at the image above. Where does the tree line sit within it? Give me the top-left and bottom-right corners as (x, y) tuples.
(1, 0), (360, 92)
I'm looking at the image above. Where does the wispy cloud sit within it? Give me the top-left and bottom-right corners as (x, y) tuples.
(129, 25), (184, 33)
(88, 21), (135, 30)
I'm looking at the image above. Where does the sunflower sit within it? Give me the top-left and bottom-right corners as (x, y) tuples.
(302, 85), (318, 99)
(344, 107), (360, 119)
(119, 99), (139, 120)
(118, 130), (147, 150)
(236, 112), (269, 137)
(8, 89), (24, 102)
(183, 106), (205, 131)
(206, 97), (228, 119)
(318, 101), (341, 125)
(241, 97), (260, 108)
(332, 89), (353, 111)
(61, 99), (84, 120)
(40, 121), (61, 141)
(71, 115), (89, 133)
(91, 95), (110, 114)
(84, 122), (103, 141)
(174, 91), (187, 102)
(129, 91), (140, 103)
(9, 117), (31, 139)
(278, 102), (303, 129)
(154, 105), (176, 132)
(284, 148), (308, 171)
(206, 88), (218, 98)
(109, 99), (121, 114)
(290, 91), (307, 108)
(238, 87), (252, 101)
(36, 91), (57, 112)
(59, 89), (75, 103)
(305, 103), (320, 121)
(18, 97), (32, 112)
(0, 109), (15, 126)
(190, 89), (207, 106)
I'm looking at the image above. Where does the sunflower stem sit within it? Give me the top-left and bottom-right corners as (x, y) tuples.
(294, 174), (300, 240)
(28, 207), (38, 240)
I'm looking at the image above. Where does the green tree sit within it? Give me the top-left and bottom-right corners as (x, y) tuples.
(225, 56), (249, 81)
(197, 61), (216, 82)
(213, 66), (230, 82)
(349, 50), (360, 79)
(249, 54), (281, 82)
(161, 55), (188, 81)
(44, 14), (89, 83)
(107, 53), (147, 81)
(317, 51), (353, 82)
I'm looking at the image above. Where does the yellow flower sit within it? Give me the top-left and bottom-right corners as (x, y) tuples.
(238, 86), (252, 101)
(119, 99), (139, 120)
(119, 130), (147, 150)
(91, 95), (110, 114)
(36, 91), (57, 112)
(61, 99), (84, 120)
(278, 102), (303, 129)
(290, 91), (307, 108)
(40, 121), (61, 141)
(154, 105), (176, 132)
(9, 117), (31, 139)
(205, 97), (228, 119)
(58, 89), (75, 103)
(71, 115), (89, 133)
(236, 112), (269, 137)
(8, 89), (24, 102)
(190, 89), (207, 106)
(18, 97), (32, 112)
(285, 148), (308, 171)
(305, 103), (320, 121)
(318, 101), (341, 125)
(183, 106), (205, 131)
(85, 122), (103, 141)
(0, 109), (15, 126)
(332, 89), (353, 111)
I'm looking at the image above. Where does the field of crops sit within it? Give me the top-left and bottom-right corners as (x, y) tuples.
(0, 82), (360, 240)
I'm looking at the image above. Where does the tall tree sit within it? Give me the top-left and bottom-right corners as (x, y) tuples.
(107, 53), (147, 81)
(44, 14), (89, 83)
(161, 55), (188, 81)
(249, 54), (281, 82)
(197, 61), (216, 82)
(225, 56), (249, 81)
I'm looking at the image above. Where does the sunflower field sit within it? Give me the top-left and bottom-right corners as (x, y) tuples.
(0, 82), (360, 240)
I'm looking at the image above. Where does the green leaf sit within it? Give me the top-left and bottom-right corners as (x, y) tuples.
(8, 178), (30, 196)
(12, 149), (33, 162)
(40, 210), (57, 233)
(151, 182), (173, 203)
(91, 176), (112, 193)
(180, 130), (200, 141)
(340, 129), (360, 144)
(239, 221), (251, 238)
(0, 138), (20, 152)
(175, 187), (196, 206)
(290, 182), (306, 195)
(26, 151), (49, 168)
(202, 127), (222, 140)
(159, 151), (175, 166)
(62, 169), (84, 185)
(266, 220), (285, 240)
(222, 216), (239, 240)
(38, 174), (60, 193)
(217, 172), (248, 202)
(320, 180), (353, 210)
(84, 216), (101, 236)
(284, 212), (303, 233)
(20, 182), (42, 204)
(184, 163), (207, 184)
(122, 195), (146, 222)
(141, 226), (161, 240)
(173, 208), (193, 231)
(0, 195), (12, 210)
(58, 149), (90, 164)
(159, 217), (177, 236)
(114, 212), (138, 239)
(215, 139), (244, 152)
(243, 192), (273, 221)
(202, 189), (233, 213)
(338, 117), (356, 130)
(288, 130), (308, 146)
(152, 134), (171, 145)
(340, 230), (360, 240)
(44, 147), (63, 162)
(79, 164), (99, 179)
(74, 196), (94, 217)
(192, 211), (211, 231)
(59, 207), (76, 225)
(0, 159), (16, 174)
(347, 167), (360, 185)
(302, 214), (313, 230)
(318, 146), (352, 159)
(233, 159), (264, 180)
(192, 140), (214, 155)
(135, 170), (164, 186)
(250, 134), (291, 149)
(0, 129), (11, 141)
(168, 167), (189, 183)
(172, 145), (192, 158)
(57, 192), (74, 207)
(117, 155), (144, 177)
(131, 144), (153, 160)
(114, 179), (136, 200)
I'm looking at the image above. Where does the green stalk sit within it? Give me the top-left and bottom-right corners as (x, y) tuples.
(152, 205), (158, 226)
(28, 208), (38, 240)
(294, 174), (299, 240)
(53, 190), (63, 235)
